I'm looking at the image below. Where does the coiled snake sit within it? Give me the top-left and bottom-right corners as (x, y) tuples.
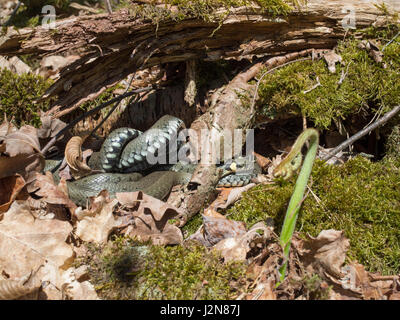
(45, 115), (259, 206)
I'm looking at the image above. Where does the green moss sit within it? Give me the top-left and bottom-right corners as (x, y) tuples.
(0, 68), (54, 127)
(125, 0), (293, 28)
(256, 35), (400, 129)
(385, 125), (400, 166)
(227, 157), (400, 275)
(80, 237), (246, 300)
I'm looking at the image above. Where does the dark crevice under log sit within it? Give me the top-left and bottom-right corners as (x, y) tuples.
(0, 1), (398, 114)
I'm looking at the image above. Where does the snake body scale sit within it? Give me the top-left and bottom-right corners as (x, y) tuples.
(45, 115), (260, 207)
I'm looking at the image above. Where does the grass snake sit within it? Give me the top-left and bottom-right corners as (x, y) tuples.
(44, 115), (260, 207)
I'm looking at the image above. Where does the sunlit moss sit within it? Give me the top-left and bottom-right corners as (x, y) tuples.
(227, 157), (400, 275)
(0, 68), (54, 127)
(79, 237), (246, 300)
(256, 28), (400, 129)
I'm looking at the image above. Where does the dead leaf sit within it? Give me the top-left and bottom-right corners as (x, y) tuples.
(65, 136), (93, 179)
(0, 174), (26, 215)
(213, 222), (272, 262)
(37, 114), (66, 139)
(33, 173), (77, 213)
(189, 215), (247, 247)
(118, 191), (184, 245)
(254, 152), (271, 172)
(60, 267), (99, 300)
(0, 125), (41, 157)
(215, 183), (256, 210)
(75, 194), (121, 244)
(0, 201), (74, 297)
(322, 50), (342, 73)
(295, 229), (350, 278)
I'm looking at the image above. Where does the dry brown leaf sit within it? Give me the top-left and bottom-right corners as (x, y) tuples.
(254, 152), (271, 172)
(215, 183), (256, 210)
(189, 215), (247, 247)
(75, 193), (122, 244)
(322, 50), (342, 73)
(37, 114), (67, 139)
(0, 116), (17, 138)
(295, 229), (350, 279)
(33, 172), (77, 213)
(0, 201), (74, 298)
(60, 267), (99, 300)
(65, 136), (93, 179)
(0, 123), (45, 184)
(118, 191), (184, 245)
(0, 174), (26, 215)
(213, 222), (272, 262)
(0, 154), (44, 184)
(0, 125), (41, 157)
(0, 271), (41, 300)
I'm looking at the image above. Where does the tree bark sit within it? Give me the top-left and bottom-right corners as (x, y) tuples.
(0, 0), (398, 114)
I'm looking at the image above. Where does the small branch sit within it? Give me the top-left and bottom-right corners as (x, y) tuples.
(104, 0), (113, 14)
(338, 61), (352, 85)
(321, 105), (400, 162)
(382, 31), (400, 51)
(302, 76), (321, 94)
(184, 60), (197, 107)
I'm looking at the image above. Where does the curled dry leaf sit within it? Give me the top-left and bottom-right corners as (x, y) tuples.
(65, 136), (93, 179)
(215, 183), (256, 210)
(117, 191), (184, 245)
(254, 152), (271, 172)
(0, 174), (26, 215)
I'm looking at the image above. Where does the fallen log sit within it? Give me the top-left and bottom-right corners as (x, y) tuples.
(0, 0), (398, 114)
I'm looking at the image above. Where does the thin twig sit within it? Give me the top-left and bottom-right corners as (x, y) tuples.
(88, 74), (136, 138)
(321, 105), (400, 162)
(41, 86), (154, 155)
(104, 0), (113, 14)
(302, 76), (321, 94)
(338, 61), (352, 85)
(382, 31), (400, 51)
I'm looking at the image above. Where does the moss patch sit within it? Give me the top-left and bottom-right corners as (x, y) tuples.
(0, 68), (54, 127)
(124, 0), (293, 27)
(80, 237), (246, 300)
(227, 157), (400, 275)
(256, 29), (400, 129)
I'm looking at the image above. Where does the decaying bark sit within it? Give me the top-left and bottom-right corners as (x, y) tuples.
(0, 0), (398, 115)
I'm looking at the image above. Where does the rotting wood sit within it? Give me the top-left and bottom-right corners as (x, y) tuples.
(0, 0), (398, 114)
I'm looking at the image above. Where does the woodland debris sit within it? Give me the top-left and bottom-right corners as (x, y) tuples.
(117, 191), (184, 245)
(0, 174), (26, 215)
(1, 1), (397, 113)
